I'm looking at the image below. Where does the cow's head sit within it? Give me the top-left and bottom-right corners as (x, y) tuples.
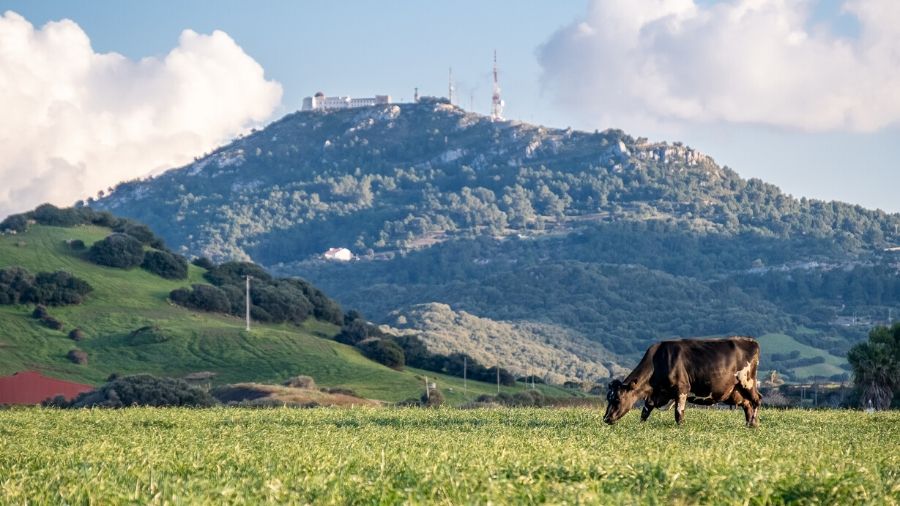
(604, 378), (639, 424)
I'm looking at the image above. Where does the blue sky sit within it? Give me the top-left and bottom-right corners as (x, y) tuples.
(1, 0), (898, 214)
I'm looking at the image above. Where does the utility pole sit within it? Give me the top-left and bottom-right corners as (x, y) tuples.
(245, 275), (252, 331)
(463, 356), (467, 398)
(424, 375), (429, 400)
(496, 364), (500, 394)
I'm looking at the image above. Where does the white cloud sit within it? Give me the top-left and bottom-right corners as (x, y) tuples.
(537, 0), (900, 133)
(0, 11), (282, 217)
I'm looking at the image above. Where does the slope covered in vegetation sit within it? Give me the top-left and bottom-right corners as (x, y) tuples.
(0, 216), (581, 403)
(93, 102), (900, 380)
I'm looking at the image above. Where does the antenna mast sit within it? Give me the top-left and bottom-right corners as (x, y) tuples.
(448, 67), (455, 105)
(491, 50), (504, 121)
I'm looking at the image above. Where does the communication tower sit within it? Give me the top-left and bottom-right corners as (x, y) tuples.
(448, 67), (455, 105)
(491, 50), (504, 121)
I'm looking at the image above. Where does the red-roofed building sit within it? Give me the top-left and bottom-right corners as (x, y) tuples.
(0, 371), (94, 405)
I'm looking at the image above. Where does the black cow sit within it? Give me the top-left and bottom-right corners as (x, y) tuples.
(604, 337), (762, 427)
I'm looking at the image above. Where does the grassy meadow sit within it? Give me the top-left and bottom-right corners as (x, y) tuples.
(0, 407), (897, 504)
(0, 225), (582, 404)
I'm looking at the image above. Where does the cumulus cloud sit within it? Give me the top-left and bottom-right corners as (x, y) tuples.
(0, 11), (282, 216)
(538, 0), (900, 132)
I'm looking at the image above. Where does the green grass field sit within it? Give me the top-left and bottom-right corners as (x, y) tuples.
(0, 225), (582, 404)
(757, 333), (849, 380)
(0, 407), (896, 504)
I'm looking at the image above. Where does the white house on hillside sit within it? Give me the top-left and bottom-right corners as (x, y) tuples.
(323, 247), (353, 262)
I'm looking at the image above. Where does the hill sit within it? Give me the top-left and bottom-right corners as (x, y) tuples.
(92, 101), (900, 381)
(0, 219), (582, 404)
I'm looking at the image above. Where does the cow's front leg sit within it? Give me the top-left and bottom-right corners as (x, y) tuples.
(640, 404), (654, 422)
(674, 393), (687, 425)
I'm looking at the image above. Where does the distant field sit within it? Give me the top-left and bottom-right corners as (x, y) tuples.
(757, 333), (849, 380)
(1, 407), (896, 504)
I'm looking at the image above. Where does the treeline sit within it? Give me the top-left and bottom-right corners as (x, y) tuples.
(0, 267), (92, 306)
(2, 203), (166, 249)
(331, 311), (517, 385)
(170, 260), (343, 326)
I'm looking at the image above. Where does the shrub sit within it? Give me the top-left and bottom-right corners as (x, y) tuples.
(88, 233), (145, 268)
(32, 305), (48, 319)
(2, 269), (91, 306)
(169, 284), (231, 313)
(141, 250), (188, 280)
(420, 387), (444, 407)
(0, 214), (28, 233)
(126, 325), (170, 345)
(61, 374), (216, 408)
(0, 267), (35, 305)
(30, 204), (83, 227)
(42, 315), (64, 330)
(192, 257), (215, 270)
(335, 320), (370, 346)
(27, 271), (93, 305)
(67, 239), (86, 251)
(357, 339), (405, 369)
(283, 375), (317, 389)
(113, 222), (163, 248)
(68, 328), (86, 341)
(204, 262), (272, 286)
(67, 349), (88, 365)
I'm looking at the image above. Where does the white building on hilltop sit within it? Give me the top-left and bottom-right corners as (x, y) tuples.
(302, 91), (391, 111)
(323, 247), (353, 262)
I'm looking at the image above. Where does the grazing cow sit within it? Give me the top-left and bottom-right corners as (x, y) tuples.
(604, 337), (762, 427)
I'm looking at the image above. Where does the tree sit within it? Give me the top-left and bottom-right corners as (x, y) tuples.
(848, 323), (900, 409)
(141, 250), (189, 280)
(88, 234), (145, 269)
(357, 338), (405, 369)
(0, 213), (28, 233)
(169, 284), (231, 313)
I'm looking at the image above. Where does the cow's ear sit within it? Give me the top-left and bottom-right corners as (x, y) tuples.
(609, 379), (622, 390)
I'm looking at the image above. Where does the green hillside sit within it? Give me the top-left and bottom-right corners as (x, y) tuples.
(0, 224), (581, 404)
(93, 103), (900, 382)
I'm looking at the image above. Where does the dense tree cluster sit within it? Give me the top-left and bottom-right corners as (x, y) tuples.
(168, 261), (343, 326)
(46, 374), (216, 408)
(0, 267), (92, 306)
(3, 204), (167, 247)
(356, 338), (405, 369)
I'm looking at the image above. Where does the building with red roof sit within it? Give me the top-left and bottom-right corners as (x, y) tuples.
(0, 371), (94, 404)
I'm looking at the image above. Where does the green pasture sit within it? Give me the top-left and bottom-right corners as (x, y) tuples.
(0, 407), (896, 504)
